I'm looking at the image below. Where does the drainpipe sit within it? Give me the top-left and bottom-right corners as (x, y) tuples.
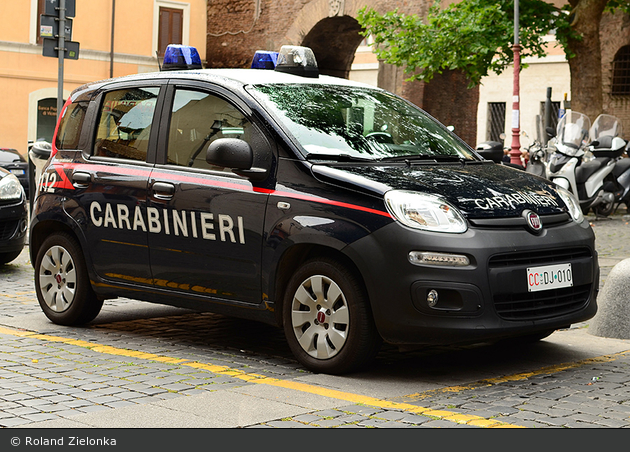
(110, 0), (116, 78)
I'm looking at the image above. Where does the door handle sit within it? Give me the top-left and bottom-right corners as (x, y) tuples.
(72, 171), (91, 186)
(151, 182), (175, 200)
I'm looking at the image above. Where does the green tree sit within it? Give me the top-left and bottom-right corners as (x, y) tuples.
(357, 0), (630, 121)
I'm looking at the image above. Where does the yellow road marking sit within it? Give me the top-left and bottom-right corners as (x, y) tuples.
(392, 349), (630, 403)
(11, 324), (626, 427)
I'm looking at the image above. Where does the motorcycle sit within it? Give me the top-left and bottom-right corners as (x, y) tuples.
(546, 111), (626, 217)
(584, 114), (630, 216)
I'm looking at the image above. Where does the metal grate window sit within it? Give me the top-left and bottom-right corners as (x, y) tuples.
(487, 102), (506, 142)
(612, 45), (630, 96)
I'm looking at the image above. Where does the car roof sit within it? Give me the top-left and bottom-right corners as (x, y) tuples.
(72, 68), (381, 100)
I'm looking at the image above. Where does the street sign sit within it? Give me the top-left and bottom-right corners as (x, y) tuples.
(42, 38), (80, 60)
(44, 0), (75, 18)
(40, 15), (72, 40)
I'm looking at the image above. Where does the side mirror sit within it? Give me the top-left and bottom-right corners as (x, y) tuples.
(206, 138), (253, 170)
(546, 127), (556, 138)
(206, 138), (268, 180)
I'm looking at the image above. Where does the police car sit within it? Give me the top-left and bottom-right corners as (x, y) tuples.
(30, 45), (598, 374)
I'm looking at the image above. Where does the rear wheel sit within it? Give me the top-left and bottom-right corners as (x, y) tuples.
(593, 200), (615, 217)
(35, 232), (103, 325)
(283, 258), (381, 374)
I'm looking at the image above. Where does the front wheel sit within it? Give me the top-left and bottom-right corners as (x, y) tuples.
(34, 232), (103, 325)
(282, 258), (381, 374)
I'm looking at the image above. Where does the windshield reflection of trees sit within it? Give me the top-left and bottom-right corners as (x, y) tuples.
(254, 85), (472, 160)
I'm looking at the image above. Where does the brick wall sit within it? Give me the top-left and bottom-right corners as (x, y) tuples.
(601, 11), (630, 139)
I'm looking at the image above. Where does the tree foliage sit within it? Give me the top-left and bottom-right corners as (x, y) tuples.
(356, 0), (628, 88)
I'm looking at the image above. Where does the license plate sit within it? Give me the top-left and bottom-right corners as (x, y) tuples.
(527, 263), (573, 292)
(10, 169), (24, 175)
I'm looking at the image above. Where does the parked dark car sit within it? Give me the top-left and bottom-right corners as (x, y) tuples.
(0, 148), (29, 199)
(0, 167), (28, 265)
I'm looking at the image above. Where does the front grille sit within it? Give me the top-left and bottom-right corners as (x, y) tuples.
(0, 219), (19, 240)
(494, 284), (591, 320)
(489, 247), (592, 268)
(468, 212), (571, 230)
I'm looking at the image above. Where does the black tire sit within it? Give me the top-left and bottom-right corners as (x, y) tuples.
(0, 249), (23, 265)
(282, 258), (381, 374)
(34, 232), (103, 325)
(593, 201), (615, 218)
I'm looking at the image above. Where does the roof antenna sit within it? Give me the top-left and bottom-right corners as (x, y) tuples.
(156, 51), (162, 71)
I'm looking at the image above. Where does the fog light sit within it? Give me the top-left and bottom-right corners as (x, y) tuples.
(409, 251), (470, 267)
(427, 289), (439, 307)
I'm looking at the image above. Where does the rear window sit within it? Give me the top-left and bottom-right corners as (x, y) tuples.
(55, 102), (88, 150)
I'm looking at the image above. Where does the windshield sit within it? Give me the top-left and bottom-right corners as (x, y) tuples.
(249, 84), (476, 161)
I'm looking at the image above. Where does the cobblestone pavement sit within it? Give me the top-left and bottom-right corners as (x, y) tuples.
(1, 213), (630, 429)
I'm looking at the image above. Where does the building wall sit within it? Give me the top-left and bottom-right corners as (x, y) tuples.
(0, 0), (207, 157)
(476, 11), (630, 146)
(601, 10), (630, 136)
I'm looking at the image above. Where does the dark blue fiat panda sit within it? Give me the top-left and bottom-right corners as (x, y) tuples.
(30, 45), (598, 374)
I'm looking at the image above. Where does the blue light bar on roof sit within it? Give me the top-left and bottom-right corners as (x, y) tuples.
(162, 45), (202, 71)
(251, 50), (279, 69)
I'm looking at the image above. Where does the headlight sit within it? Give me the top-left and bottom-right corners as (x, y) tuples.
(555, 185), (584, 223)
(384, 190), (467, 233)
(0, 174), (23, 201)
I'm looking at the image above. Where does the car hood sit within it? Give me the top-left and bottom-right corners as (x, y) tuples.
(311, 162), (566, 218)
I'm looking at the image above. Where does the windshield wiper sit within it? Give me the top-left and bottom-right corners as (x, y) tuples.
(378, 154), (470, 163)
(305, 153), (375, 162)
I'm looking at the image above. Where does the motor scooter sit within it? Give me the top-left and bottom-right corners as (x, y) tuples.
(545, 111), (619, 216)
(585, 114), (630, 216)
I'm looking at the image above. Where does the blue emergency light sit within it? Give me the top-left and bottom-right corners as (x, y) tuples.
(251, 51), (279, 69)
(162, 45), (203, 71)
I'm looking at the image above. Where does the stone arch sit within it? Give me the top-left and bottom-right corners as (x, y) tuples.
(301, 16), (364, 78)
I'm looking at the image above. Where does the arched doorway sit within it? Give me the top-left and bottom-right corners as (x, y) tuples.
(301, 16), (364, 79)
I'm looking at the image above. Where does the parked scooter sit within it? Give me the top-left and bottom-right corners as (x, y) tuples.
(584, 114), (630, 216)
(546, 111), (624, 216)
(475, 136), (526, 170)
(525, 140), (547, 178)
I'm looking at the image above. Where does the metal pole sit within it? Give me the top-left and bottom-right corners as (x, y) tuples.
(509, 0), (522, 166)
(544, 87), (552, 145)
(110, 0), (116, 78)
(57, 0), (66, 121)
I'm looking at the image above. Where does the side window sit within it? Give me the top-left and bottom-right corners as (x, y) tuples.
(93, 87), (160, 161)
(167, 89), (250, 171)
(55, 102), (87, 150)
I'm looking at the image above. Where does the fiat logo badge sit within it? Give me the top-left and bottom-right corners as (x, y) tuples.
(523, 210), (542, 232)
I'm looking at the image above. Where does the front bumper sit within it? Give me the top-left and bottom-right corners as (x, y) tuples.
(0, 198), (28, 253)
(345, 216), (598, 345)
